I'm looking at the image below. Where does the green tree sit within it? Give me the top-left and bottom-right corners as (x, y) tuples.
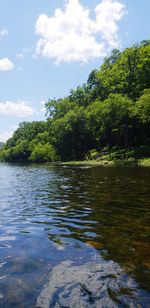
(131, 89), (150, 145)
(1, 41), (150, 163)
(49, 107), (88, 161)
(29, 143), (58, 162)
(96, 42), (150, 100)
(86, 94), (132, 148)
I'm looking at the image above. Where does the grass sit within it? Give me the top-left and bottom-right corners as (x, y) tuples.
(61, 147), (150, 167)
(138, 158), (150, 167)
(61, 158), (150, 167)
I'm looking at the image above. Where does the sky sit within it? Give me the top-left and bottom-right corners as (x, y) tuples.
(0, 0), (149, 142)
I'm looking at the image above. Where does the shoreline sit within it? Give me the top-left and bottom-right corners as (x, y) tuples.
(0, 157), (150, 167)
(60, 158), (150, 167)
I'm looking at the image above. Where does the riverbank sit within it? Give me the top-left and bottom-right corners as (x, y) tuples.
(0, 146), (150, 167)
(61, 147), (150, 167)
(61, 157), (150, 167)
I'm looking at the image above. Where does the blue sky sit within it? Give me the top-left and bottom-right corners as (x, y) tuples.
(0, 0), (149, 142)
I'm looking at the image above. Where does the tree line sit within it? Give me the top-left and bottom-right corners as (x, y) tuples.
(0, 41), (150, 163)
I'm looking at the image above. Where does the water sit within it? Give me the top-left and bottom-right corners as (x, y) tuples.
(0, 163), (150, 307)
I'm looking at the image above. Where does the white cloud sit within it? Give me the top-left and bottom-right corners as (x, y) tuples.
(0, 130), (13, 142)
(0, 27), (8, 39)
(0, 58), (14, 71)
(0, 28), (14, 71)
(0, 101), (38, 117)
(95, 0), (125, 48)
(35, 0), (125, 64)
(0, 126), (20, 142)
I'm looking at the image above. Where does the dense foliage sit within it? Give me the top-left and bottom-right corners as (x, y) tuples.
(0, 41), (150, 163)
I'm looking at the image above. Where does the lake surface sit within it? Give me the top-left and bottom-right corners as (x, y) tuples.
(0, 163), (150, 307)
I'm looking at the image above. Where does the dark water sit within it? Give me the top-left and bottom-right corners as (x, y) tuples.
(0, 163), (150, 307)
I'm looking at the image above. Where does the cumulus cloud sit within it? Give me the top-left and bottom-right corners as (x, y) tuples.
(0, 27), (8, 39)
(0, 58), (14, 71)
(35, 0), (125, 64)
(0, 101), (38, 117)
(95, 0), (125, 47)
(0, 28), (14, 71)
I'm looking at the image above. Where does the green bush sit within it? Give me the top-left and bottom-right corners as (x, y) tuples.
(29, 143), (59, 163)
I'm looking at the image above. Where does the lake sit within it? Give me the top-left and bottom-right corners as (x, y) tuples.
(0, 163), (150, 307)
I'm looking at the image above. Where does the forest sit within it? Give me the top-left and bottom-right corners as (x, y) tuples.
(0, 41), (150, 163)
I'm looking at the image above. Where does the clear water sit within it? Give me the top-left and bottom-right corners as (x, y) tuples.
(0, 163), (150, 307)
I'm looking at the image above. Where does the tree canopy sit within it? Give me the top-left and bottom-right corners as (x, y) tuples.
(1, 41), (150, 163)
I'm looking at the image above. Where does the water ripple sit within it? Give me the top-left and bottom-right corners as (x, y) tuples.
(0, 163), (150, 307)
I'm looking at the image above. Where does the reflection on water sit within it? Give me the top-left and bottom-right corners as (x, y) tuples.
(36, 258), (148, 308)
(0, 163), (150, 307)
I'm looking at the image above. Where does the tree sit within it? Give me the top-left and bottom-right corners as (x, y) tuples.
(49, 107), (88, 161)
(1, 41), (150, 163)
(29, 143), (58, 162)
(96, 42), (150, 100)
(131, 89), (150, 145)
(86, 94), (132, 148)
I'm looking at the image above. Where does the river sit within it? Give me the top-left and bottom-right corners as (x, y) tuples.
(0, 163), (150, 307)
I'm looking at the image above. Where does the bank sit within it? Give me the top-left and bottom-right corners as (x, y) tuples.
(61, 157), (150, 167)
